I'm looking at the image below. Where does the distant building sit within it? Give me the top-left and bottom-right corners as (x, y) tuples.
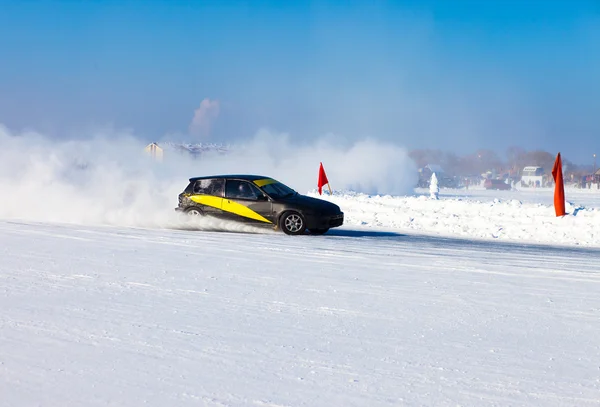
(520, 166), (545, 187)
(144, 142), (164, 162)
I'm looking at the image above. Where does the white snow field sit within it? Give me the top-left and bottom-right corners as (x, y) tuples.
(2, 219), (600, 407)
(2, 129), (600, 405)
(309, 186), (600, 248)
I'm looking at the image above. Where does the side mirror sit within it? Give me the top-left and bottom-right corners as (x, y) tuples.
(258, 194), (269, 201)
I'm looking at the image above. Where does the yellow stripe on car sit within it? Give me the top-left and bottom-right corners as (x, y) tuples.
(190, 195), (273, 224)
(190, 195), (223, 210)
(222, 199), (272, 223)
(254, 178), (277, 187)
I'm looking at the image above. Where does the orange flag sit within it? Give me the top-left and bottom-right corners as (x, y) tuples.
(317, 162), (330, 195)
(551, 152), (566, 217)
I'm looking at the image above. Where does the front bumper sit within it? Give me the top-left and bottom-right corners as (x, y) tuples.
(306, 212), (344, 229)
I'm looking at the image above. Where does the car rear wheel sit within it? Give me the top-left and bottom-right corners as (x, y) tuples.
(309, 228), (329, 235)
(280, 211), (306, 235)
(184, 207), (204, 216)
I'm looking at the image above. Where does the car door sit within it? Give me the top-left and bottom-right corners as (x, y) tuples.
(188, 178), (226, 217)
(222, 179), (274, 225)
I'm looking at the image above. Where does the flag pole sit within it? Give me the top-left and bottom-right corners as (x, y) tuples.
(327, 183), (333, 195)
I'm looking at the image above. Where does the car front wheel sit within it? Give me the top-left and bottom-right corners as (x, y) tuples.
(280, 211), (306, 235)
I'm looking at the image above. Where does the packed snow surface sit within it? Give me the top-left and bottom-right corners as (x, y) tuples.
(308, 186), (600, 248)
(2, 220), (600, 406)
(2, 131), (600, 406)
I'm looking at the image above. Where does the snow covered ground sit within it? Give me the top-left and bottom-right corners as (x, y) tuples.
(2, 132), (600, 406)
(2, 220), (600, 407)
(418, 185), (600, 208)
(308, 186), (600, 248)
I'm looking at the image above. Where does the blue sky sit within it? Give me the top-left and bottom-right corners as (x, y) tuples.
(0, 0), (598, 163)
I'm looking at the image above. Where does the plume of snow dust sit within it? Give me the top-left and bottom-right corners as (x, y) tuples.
(0, 125), (417, 231)
(0, 125), (267, 233)
(175, 129), (418, 196)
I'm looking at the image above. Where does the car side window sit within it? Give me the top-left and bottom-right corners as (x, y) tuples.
(193, 178), (224, 196)
(225, 180), (263, 200)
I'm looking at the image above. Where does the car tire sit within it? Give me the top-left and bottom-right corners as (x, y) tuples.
(184, 206), (204, 216)
(309, 228), (329, 235)
(280, 211), (306, 235)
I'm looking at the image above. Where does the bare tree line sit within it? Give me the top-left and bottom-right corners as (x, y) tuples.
(409, 146), (591, 178)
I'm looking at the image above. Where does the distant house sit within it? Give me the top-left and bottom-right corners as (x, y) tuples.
(144, 142), (164, 161)
(520, 166), (545, 187)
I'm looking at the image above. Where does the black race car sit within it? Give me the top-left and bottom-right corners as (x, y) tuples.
(175, 175), (344, 235)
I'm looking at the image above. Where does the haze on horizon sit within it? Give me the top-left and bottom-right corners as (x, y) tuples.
(0, 0), (598, 164)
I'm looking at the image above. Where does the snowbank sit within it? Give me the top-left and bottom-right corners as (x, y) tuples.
(309, 190), (600, 247)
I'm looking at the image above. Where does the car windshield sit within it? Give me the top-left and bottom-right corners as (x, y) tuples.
(256, 179), (297, 199)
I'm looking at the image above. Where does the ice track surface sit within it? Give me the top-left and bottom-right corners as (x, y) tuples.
(1, 221), (600, 407)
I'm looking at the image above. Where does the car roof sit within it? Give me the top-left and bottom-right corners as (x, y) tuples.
(189, 174), (273, 182)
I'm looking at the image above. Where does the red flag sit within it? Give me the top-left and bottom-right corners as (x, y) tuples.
(551, 152), (566, 217)
(317, 162), (329, 195)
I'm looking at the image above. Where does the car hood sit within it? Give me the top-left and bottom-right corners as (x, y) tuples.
(278, 194), (342, 214)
